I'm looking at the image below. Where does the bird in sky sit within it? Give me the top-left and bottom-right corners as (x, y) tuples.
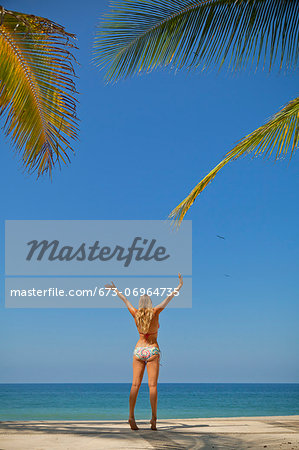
(217, 235), (225, 240)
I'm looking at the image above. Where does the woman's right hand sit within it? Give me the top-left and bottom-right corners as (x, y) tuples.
(178, 273), (183, 285)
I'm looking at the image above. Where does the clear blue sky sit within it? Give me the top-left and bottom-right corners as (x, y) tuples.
(0, 0), (298, 383)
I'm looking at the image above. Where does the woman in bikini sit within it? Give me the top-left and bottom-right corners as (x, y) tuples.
(105, 273), (183, 431)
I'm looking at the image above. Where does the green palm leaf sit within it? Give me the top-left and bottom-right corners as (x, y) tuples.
(94, 0), (298, 225)
(94, 0), (299, 82)
(0, 7), (78, 176)
(169, 96), (299, 223)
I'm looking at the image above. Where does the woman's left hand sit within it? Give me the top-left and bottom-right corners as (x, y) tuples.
(105, 281), (116, 290)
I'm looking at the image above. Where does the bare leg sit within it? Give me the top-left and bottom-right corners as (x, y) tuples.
(129, 356), (145, 430)
(147, 355), (160, 430)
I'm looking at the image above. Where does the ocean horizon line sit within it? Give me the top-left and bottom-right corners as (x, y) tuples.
(1, 381), (298, 385)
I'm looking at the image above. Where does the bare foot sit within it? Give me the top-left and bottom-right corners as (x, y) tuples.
(150, 417), (157, 430)
(128, 417), (139, 430)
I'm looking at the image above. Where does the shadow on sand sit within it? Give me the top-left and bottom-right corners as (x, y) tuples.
(0, 420), (256, 449)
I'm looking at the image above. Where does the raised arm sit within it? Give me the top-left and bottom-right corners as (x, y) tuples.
(154, 273), (183, 313)
(105, 281), (137, 317)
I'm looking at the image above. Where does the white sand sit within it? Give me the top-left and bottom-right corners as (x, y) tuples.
(0, 416), (298, 449)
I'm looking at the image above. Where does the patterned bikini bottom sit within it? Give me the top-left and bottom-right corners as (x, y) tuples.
(133, 346), (161, 363)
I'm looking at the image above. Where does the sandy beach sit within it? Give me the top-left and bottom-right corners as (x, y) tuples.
(0, 416), (298, 449)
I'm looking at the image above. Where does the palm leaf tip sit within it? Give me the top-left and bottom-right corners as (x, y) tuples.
(169, 96), (299, 225)
(0, 6), (79, 177)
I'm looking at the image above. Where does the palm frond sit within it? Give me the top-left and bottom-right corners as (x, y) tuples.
(169, 96), (299, 224)
(94, 0), (299, 82)
(0, 7), (78, 176)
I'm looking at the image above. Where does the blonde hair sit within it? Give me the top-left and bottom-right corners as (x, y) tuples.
(135, 295), (154, 333)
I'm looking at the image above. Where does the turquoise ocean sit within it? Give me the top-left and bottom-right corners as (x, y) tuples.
(0, 383), (298, 420)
